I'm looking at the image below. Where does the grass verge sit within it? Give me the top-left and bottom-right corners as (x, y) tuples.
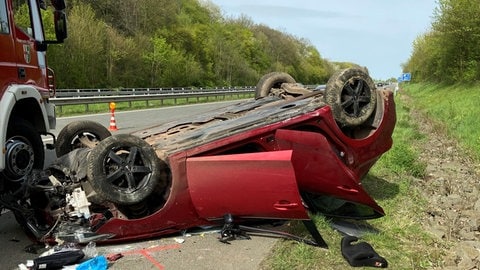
(261, 92), (448, 269)
(400, 83), (480, 162)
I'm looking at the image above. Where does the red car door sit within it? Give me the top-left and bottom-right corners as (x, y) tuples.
(186, 150), (309, 221)
(275, 128), (385, 218)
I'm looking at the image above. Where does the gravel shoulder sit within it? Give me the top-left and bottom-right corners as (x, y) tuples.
(401, 94), (480, 269)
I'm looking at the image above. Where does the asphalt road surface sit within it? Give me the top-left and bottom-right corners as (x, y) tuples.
(1, 100), (288, 270)
(0, 209), (282, 270)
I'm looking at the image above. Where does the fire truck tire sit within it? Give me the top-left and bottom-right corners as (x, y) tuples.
(324, 68), (377, 127)
(56, 120), (111, 157)
(2, 118), (44, 182)
(87, 134), (161, 205)
(255, 72), (296, 98)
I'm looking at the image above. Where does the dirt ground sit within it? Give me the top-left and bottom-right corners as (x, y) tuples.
(401, 94), (480, 269)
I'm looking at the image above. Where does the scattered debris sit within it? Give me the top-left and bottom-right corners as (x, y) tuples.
(106, 253), (123, 262)
(32, 248), (84, 269)
(16, 241), (116, 270)
(174, 238), (185, 244)
(76, 255), (108, 270)
(341, 236), (388, 268)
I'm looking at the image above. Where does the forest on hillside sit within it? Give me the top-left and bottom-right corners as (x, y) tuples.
(34, 0), (359, 89)
(403, 0), (480, 84)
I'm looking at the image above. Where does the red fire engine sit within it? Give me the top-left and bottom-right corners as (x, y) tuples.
(0, 0), (66, 188)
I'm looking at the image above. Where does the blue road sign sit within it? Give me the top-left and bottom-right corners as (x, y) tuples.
(402, 73), (411, 82)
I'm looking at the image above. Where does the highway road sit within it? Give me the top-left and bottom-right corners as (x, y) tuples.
(1, 100), (284, 270)
(53, 100), (242, 135)
(43, 100), (241, 165)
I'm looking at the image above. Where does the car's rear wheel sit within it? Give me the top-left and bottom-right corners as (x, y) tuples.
(255, 72), (296, 98)
(87, 134), (162, 205)
(324, 68), (377, 127)
(56, 120), (111, 157)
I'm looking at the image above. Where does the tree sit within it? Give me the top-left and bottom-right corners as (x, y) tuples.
(47, 1), (107, 88)
(406, 0), (480, 83)
(44, 0), (337, 88)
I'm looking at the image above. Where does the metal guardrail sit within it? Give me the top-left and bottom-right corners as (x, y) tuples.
(49, 85), (321, 112)
(53, 86), (255, 98)
(51, 87), (256, 112)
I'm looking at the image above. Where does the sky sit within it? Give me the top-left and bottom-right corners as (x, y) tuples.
(207, 0), (437, 80)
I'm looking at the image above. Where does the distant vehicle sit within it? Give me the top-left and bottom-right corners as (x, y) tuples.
(2, 68), (396, 246)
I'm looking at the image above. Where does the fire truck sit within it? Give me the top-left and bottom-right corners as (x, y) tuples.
(0, 0), (66, 191)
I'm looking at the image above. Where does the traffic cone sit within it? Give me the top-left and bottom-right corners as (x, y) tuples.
(109, 110), (118, 131)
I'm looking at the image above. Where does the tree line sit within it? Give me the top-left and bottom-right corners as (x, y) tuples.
(34, 0), (359, 89)
(403, 0), (480, 84)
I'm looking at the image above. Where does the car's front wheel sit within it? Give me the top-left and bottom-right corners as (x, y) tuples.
(56, 120), (111, 157)
(255, 72), (296, 98)
(87, 134), (162, 205)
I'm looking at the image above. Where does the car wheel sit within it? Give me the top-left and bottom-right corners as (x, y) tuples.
(87, 134), (161, 205)
(56, 120), (111, 157)
(324, 68), (377, 127)
(2, 118), (44, 182)
(255, 72), (296, 98)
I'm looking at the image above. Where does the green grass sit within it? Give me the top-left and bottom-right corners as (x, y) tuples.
(262, 92), (450, 269)
(400, 83), (480, 161)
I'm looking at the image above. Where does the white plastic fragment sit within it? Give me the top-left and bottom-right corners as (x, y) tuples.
(66, 187), (91, 219)
(174, 238), (185, 244)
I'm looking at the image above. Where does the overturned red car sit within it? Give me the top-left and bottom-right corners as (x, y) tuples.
(1, 68), (395, 247)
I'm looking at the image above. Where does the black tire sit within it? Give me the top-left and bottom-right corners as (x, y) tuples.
(2, 118), (44, 182)
(56, 120), (111, 157)
(324, 68), (377, 127)
(87, 134), (161, 205)
(255, 72), (296, 98)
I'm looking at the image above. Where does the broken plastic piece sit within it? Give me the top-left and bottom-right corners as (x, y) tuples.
(83, 241), (98, 258)
(174, 238), (185, 243)
(26, 260), (34, 269)
(106, 253), (123, 262)
(66, 187), (91, 219)
(76, 255), (108, 270)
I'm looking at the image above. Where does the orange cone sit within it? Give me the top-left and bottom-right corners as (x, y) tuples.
(109, 113), (118, 131)
(108, 102), (118, 131)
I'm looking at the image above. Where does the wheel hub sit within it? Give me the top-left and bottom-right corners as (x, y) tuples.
(5, 138), (35, 181)
(342, 79), (370, 117)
